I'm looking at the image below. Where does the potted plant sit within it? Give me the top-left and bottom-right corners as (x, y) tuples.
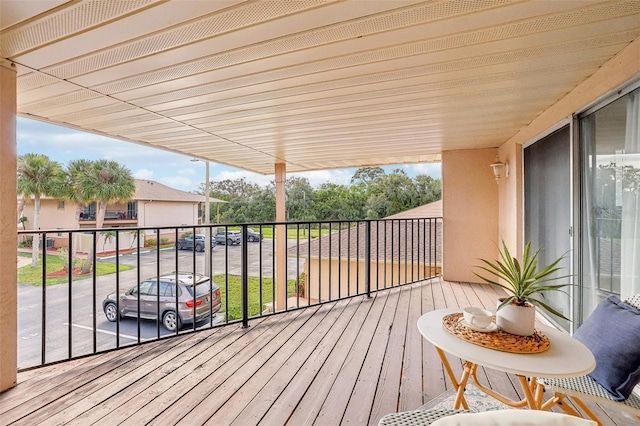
(474, 241), (571, 336)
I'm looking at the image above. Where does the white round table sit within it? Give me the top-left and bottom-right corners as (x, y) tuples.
(417, 309), (595, 410)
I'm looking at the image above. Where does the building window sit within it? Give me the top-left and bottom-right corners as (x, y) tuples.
(127, 201), (137, 219)
(58, 200), (65, 209)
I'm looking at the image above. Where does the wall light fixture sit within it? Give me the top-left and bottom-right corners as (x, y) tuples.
(490, 156), (508, 182)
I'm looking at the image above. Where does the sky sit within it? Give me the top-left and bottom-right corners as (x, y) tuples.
(16, 117), (442, 193)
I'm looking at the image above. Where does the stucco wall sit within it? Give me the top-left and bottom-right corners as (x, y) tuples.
(140, 200), (201, 244)
(0, 59), (17, 392)
(305, 257), (441, 301)
(22, 199), (78, 231)
(442, 149), (499, 283)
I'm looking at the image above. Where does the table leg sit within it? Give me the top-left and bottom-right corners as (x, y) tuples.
(534, 381), (545, 408)
(435, 347), (470, 410)
(517, 375), (538, 409)
(469, 366), (528, 408)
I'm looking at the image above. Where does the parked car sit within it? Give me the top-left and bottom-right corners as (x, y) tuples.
(176, 234), (215, 252)
(215, 230), (241, 245)
(102, 272), (221, 332)
(245, 228), (263, 242)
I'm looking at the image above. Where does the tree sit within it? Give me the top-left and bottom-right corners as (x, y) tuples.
(284, 176), (314, 221)
(17, 154), (66, 267)
(351, 167), (386, 189)
(413, 174), (442, 205)
(68, 160), (135, 273)
(364, 169), (415, 218)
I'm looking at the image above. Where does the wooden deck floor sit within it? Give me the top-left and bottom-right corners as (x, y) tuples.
(0, 279), (637, 425)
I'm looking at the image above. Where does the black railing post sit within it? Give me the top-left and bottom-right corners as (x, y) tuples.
(365, 220), (371, 298)
(41, 231), (47, 366)
(241, 224), (249, 328)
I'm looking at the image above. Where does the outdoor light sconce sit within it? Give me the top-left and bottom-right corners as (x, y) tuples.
(490, 156), (508, 182)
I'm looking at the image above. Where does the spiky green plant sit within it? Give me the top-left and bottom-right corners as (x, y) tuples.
(474, 241), (571, 321)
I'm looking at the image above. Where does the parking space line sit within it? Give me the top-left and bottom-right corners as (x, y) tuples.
(64, 322), (150, 341)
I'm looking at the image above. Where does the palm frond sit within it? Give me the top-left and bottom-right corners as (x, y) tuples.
(474, 240), (571, 321)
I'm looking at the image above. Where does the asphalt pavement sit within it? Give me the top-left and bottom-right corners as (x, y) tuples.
(17, 239), (303, 369)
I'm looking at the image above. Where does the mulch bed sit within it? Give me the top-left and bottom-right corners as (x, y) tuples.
(46, 267), (91, 278)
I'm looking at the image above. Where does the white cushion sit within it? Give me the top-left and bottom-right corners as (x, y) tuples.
(431, 409), (596, 426)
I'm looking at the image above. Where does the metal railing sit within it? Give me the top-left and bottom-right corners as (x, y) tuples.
(17, 218), (441, 370)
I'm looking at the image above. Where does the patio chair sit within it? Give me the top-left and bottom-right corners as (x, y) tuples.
(379, 408), (597, 425)
(378, 408), (467, 425)
(537, 294), (640, 425)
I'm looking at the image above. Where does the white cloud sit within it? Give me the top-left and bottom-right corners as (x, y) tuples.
(133, 168), (154, 180)
(291, 169), (353, 187)
(213, 170), (273, 187)
(158, 175), (193, 190)
(403, 163), (442, 178)
(180, 167), (197, 176)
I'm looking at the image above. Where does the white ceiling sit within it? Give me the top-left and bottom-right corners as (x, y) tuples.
(2, 0), (639, 175)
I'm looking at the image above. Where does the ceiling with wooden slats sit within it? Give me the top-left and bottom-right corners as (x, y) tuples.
(2, 0), (639, 174)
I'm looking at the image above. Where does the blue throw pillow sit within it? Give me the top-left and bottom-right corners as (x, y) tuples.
(573, 295), (640, 401)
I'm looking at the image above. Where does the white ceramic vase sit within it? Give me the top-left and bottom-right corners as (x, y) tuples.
(495, 299), (536, 336)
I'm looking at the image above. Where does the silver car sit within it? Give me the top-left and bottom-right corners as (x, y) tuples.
(102, 272), (222, 332)
(215, 230), (241, 245)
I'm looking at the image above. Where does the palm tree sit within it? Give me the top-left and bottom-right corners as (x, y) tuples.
(17, 154), (66, 267)
(63, 159), (94, 271)
(68, 159), (135, 273)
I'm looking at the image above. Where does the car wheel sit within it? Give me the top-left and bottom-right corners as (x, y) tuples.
(104, 302), (119, 322)
(196, 244), (204, 252)
(227, 238), (233, 245)
(177, 242), (183, 250)
(162, 311), (181, 332)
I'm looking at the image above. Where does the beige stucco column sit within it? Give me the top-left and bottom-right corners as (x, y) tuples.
(442, 148), (500, 283)
(275, 163), (286, 311)
(0, 59), (18, 392)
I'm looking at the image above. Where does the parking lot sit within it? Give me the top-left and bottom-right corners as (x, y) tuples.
(17, 239), (304, 368)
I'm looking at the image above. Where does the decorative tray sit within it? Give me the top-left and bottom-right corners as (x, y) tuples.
(442, 313), (550, 354)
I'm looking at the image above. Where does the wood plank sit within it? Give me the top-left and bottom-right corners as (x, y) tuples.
(1, 334), (195, 424)
(129, 308), (314, 425)
(20, 329), (228, 425)
(397, 281), (428, 411)
(2, 343), (146, 409)
(256, 297), (364, 426)
(223, 299), (356, 426)
(200, 302), (343, 425)
(78, 321), (259, 424)
(422, 279), (448, 402)
(284, 295), (379, 425)
(369, 284), (413, 423)
(341, 286), (403, 424)
(311, 290), (391, 425)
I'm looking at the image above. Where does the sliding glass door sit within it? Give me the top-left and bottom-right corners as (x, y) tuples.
(524, 126), (572, 331)
(580, 87), (640, 320)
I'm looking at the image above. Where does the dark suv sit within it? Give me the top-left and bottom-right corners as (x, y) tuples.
(176, 234), (215, 252)
(102, 272), (221, 331)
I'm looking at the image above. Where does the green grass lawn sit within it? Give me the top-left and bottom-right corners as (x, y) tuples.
(223, 226), (334, 239)
(214, 275), (300, 321)
(18, 253), (134, 286)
